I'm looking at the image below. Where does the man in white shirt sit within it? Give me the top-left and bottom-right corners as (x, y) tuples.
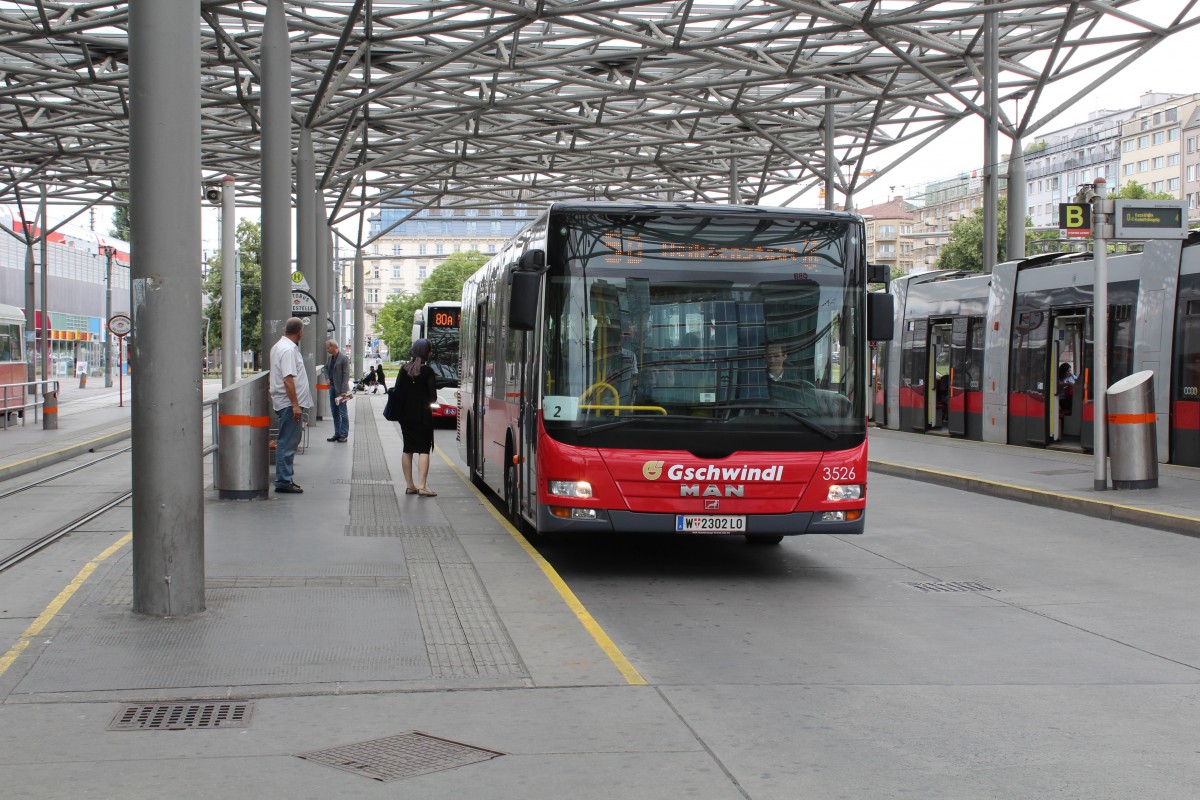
(270, 317), (313, 493)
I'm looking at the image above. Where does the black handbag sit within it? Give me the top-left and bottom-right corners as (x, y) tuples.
(381, 386), (402, 421)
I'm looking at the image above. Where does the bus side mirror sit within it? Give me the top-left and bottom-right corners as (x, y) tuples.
(867, 263), (890, 284)
(867, 292), (894, 342)
(518, 249), (545, 271)
(509, 270), (540, 332)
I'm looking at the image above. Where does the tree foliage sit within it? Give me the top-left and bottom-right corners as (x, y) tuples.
(936, 196), (1059, 272)
(375, 250), (488, 359)
(202, 219), (263, 361)
(109, 191), (131, 241)
(1113, 180), (1174, 200)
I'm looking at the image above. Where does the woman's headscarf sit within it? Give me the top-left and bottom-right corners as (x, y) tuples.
(405, 338), (432, 378)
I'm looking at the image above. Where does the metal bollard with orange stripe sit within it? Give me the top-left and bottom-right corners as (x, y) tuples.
(216, 371), (271, 499)
(1107, 370), (1158, 490)
(42, 389), (58, 430)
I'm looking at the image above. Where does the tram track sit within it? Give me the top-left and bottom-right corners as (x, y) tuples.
(0, 491), (132, 573)
(0, 446), (134, 574)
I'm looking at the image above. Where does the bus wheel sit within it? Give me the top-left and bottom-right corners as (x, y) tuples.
(746, 534), (783, 545)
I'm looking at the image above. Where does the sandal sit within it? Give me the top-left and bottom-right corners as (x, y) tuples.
(418, 488), (437, 497)
(405, 487), (419, 495)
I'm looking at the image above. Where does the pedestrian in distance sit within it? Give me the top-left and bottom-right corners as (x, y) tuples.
(270, 317), (313, 494)
(394, 338), (438, 497)
(325, 339), (351, 443)
(375, 364), (388, 394)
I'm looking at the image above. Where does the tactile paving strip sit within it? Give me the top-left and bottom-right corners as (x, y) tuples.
(341, 402), (525, 679)
(297, 730), (503, 782)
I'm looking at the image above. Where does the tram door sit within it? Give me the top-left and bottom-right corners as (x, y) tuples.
(928, 322), (952, 429)
(1051, 312), (1086, 442)
(1171, 286), (1200, 466)
(1009, 309), (1050, 446)
(948, 316), (985, 439)
(899, 319), (928, 432)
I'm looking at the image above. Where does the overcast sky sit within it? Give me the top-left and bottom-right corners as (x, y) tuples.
(852, 14), (1199, 209)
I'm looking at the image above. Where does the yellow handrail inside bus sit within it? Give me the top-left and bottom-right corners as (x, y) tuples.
(579, 404), (668, 416)
(580, 381), (619, 407)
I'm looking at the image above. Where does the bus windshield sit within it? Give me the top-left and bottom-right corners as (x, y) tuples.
(425, 304), (461, 388)
(540, 209), (863, 452)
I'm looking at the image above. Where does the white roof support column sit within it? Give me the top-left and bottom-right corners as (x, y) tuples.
(128, 0), (205, 617)
(1007, 137), (1027, 260)
(260, 0), (292, 360)
(982, 0), (1000, 274)
(297, 127), (319, 410)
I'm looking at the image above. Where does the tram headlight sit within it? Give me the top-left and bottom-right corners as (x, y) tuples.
(826, 484), (862, 501)
(548, 480), (592, 499)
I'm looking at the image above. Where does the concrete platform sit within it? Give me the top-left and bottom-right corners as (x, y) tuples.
(868, 427), (1200, 537)
(2, 393), (1199, 798)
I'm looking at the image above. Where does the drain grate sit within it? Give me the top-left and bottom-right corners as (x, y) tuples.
(109, 702), (253, 731)
(903, 581), (1000, 593)
(297, 731), (504, 782)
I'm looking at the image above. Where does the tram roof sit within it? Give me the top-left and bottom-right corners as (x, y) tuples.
(0, 1), (1194, 248)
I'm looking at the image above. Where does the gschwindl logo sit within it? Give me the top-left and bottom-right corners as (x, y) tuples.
(642, 460), (664, 480)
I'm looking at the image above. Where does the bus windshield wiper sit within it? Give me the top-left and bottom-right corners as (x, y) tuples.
(722, 403), (839, 440)
(574, 414), (700, 437)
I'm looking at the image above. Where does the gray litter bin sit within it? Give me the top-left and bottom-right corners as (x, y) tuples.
(1107, 370), (1158, 490)
(216, 371), (270, 499)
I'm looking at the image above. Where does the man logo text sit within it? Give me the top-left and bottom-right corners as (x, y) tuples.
(681, 484), (745, 497)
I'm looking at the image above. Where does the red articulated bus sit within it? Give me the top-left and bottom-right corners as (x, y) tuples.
(459, 202), (893, 543)
(0, 304), (26, 419)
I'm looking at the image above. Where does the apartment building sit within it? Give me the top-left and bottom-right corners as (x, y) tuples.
(1117, 92), (1200, 200)
(1185, 106), (1200, 214)
(1024, 105), (1140, 228)
(856, 196), (917, 275)
(349, 202), (538, 330)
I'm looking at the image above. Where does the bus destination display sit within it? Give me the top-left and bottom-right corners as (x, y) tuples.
(429, 307), (461, 328)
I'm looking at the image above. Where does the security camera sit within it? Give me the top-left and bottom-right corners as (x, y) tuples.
(203, 184), (223, 205)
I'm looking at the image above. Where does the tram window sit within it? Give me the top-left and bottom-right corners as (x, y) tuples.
(1110, 304), (1135, 383)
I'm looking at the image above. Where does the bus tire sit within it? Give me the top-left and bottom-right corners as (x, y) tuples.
(746, 534), (783, 545)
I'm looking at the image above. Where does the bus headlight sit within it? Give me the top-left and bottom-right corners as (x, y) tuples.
(548, 480), (592, 499)
(827, 484), (862, 501)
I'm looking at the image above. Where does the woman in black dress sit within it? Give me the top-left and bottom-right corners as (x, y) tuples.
(396, 338), (437, 496)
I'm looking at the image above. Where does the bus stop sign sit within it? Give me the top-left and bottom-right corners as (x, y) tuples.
(291, 289), (318, 316)
(1059, 203), (1092, 238)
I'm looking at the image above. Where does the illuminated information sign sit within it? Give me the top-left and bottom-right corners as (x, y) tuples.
(429, 307), (460, 329)
(1113, 200), (1188, 240)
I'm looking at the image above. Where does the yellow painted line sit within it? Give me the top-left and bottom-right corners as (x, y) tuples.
(0, 427), (131, 471)
(436, 445), (647, 686)
(0, 532), (132, 679)
(870, 459), (1200, 523)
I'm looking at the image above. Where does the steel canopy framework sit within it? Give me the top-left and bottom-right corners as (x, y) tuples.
(0, 0), (1195, 242)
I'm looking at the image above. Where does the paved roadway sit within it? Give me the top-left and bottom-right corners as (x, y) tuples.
(0, 391), (1196, 799)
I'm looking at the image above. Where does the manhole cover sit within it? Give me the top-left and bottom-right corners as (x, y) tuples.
(109, 702), (253, 730)
(903, 581), (1000, 593)
(297, 731), (503, 782)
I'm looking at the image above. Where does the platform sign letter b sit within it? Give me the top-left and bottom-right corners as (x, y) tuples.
(1059, 203), (1092, 238)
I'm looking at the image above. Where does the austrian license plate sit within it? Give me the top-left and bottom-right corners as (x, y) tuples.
(675, 515), (747, 533)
